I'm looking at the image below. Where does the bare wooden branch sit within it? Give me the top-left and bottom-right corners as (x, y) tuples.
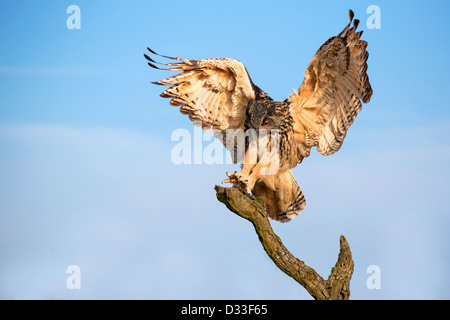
(215, 185), (354, 300)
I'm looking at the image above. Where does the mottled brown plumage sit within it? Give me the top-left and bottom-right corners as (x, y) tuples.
(146, 10), (372, 222)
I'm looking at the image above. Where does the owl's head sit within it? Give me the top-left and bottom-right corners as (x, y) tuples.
(245, 99), (288, 130)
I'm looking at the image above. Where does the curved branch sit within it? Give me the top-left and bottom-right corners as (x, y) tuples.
(215, 185), (354, 300)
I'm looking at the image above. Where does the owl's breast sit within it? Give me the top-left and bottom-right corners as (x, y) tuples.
(278, 115), (301, 169)
(251, 115), (301, 171)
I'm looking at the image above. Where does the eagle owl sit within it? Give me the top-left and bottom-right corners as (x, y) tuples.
(146, 10), (372, 222)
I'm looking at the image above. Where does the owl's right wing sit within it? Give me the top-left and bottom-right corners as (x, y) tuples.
(146, 48), (271, 132)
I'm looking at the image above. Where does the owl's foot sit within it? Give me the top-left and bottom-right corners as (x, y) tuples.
(223, 172), (255, 200)
(222, 171), (246, 186)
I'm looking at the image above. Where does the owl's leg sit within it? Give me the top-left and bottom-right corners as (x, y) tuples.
(223, 148), (258, 196)
(223, 150), (273, 196)
(240, 147), (257, 177)
(241, 168), (259, 195)
(239, 148), (280, 196)
(236, 149), (259, 191)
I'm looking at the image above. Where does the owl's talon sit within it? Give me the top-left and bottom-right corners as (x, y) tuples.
(223, 172), (254, 198)
(223, 178), (235, 184)
(241, 189), (255, 200)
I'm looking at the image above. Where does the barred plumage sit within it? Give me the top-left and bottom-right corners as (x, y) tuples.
(147, 9), (372, 222)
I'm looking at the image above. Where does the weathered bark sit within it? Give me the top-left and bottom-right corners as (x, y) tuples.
(215, 185), (354, 300)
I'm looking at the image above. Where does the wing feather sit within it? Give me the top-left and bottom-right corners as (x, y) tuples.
(288, 10), (373, 158)
(147, 49), (264, 131)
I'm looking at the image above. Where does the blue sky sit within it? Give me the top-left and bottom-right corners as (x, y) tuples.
(1, 0), (449, 299)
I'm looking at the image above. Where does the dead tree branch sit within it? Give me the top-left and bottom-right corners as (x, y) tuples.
(215, 185), (354, 300)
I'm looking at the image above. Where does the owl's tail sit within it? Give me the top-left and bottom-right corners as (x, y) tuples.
(253, 170), (306, 223)
(276, 170), (306, 222)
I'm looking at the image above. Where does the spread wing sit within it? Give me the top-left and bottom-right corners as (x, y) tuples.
(146, 48), (270, 131)
(288, 10), (373, 159)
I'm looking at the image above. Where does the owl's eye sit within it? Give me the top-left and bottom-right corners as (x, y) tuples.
(262, 122), (268, 126)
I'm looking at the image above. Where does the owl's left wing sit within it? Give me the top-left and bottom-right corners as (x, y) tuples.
(288, 10), (373, 159)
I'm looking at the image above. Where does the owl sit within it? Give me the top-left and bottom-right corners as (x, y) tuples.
(146, 10), (372, 222)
